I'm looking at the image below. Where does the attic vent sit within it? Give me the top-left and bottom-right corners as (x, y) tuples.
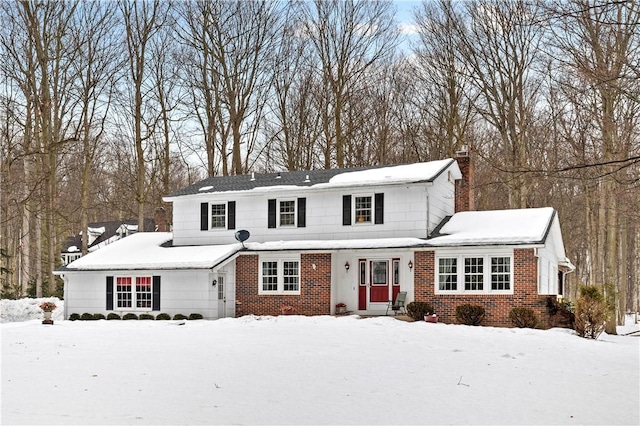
(276, 172), (281, 179)
(250, 172), (255, 181)
(304, 175), (310, 183)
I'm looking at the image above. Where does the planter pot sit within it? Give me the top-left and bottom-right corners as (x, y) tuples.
(42, 311), (54, 325)
(335, 306), (347, 315)
(424, 315), (438, 323)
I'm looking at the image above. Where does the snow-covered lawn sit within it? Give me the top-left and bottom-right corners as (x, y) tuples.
(1, 299), (639, 425)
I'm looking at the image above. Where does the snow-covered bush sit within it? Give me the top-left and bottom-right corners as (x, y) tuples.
(122, 313), (138, 320)
(155, 313), (171, 320)
(139, 313), (155, 320)
(107, 313), (121, 320)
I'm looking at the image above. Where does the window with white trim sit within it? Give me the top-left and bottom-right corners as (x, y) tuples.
(116, 276), (153, 309)
(436, 254), (513, 294)
(464, 257), (483, 291)
(259, 257), (300, 294)
(279, 200), (296, 226)
(355, 195), (372, 223)
(491, 257), (511, 290)
(438, 258), (457, 291)
(211, 203), (226, 228)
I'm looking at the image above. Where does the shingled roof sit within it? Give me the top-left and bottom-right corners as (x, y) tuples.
(166, 159), (456, 197)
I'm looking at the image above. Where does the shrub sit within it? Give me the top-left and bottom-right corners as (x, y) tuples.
(122, 313), (139, 320)
(173, 313), (188, 320)
(139, 313), (155, 320)
(574, 285), (607, 339)
(155, 313), (171, 320)
(80, 312), (95, 321)
(188, 313), (204, 320)
(406, 301), (435, 321)
(92, 313), (106, 320)
(69, 313), (80, 321)
(455, 304), (485, 326)
(106, 313), (121, 320)
(509, 307), (538, 328)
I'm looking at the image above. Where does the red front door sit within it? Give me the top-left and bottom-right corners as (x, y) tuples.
(369, 260), (389, 303)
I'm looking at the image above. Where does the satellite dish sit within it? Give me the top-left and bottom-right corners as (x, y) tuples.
(235, 230), (250, 248)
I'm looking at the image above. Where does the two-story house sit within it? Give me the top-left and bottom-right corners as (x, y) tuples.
(56, 150), (574, 326)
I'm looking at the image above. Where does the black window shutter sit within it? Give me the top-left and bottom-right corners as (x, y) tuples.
(375, 193), (384, 224)
(152, 276), (161, 311)
(268, 199), (276, 228)
(200, 202), (208, 230)
(106, 276), (114, 310)
(297, 198), (306, 228)
(228, 201), (236, 230)
(342, 195), (352, 226)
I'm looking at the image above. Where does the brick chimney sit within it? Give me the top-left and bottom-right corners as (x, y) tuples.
(154, 207), (169, 232)
(454, 145), (475, 212)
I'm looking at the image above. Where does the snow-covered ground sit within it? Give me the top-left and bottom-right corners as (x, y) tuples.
(1, 298), (639, 425)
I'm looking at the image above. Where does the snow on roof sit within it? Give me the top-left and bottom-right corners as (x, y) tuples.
(328, 159), (458, 186)
(61, 232), (242, 271)
(165, 159), (459, 199)
(87, 226), (105, 235)
(244, 238), (429, 252)
(427, 207), (556, 246)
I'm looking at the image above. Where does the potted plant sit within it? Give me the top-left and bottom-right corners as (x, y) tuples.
(335, 302), (347, 315)
(424, 313), (438, 323)
(39, 301), (57, 325)
(281, 305), (294, 315)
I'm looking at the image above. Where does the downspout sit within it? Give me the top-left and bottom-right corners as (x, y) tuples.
(425, 189), (430, 238)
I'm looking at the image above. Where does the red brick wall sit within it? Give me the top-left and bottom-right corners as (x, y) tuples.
(454, 151), (475, 213)
(414, 249), (551, 327)
(235, 253), (331, 316)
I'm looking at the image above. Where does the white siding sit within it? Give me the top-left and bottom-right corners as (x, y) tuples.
(537, 230), (560, 295)
(62, 265), (236, 320)
(172, 163), (458, 246)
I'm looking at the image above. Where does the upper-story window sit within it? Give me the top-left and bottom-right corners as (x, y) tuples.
(355, 196), (372, 223)
(343, 193), (384, 225)
(279, 200), (296, 226)
(211, 204), (226, 228)
(268, 198), (306, 228)
(435, 253), (513, 294)
(200, 201), (236, 231)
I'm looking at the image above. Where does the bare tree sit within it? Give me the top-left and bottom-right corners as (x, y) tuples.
(300, 0), (399, 168)
(177, 0), (280, 176)
(548, 0), (640, 330)
(119, 0), (168, 229)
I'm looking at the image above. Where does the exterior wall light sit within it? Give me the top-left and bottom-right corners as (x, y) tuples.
(408, 260), (413, 270)
(344, 261), (350, 271)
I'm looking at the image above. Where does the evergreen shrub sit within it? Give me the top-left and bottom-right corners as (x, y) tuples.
(173, 313), (188, 320)
(188, 313), (204, 320)
(155, 313), (171, 320)
(574, 285), (607, 339)
(122, 313), (138, 320)
(92, 313), (106, 320)
(406, 301), (435, 321)
(69, 313), (80, 321)
(80, 312), (94, 320)
(509, 307), (538, 328)
(455, 304), (485, 326)
(106, 313), (121, 320)
(139, 313), (155, 320)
